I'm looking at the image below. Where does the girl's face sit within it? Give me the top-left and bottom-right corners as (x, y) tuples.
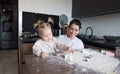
(67, 24), (80, 39)
(39, 29), (53, 42)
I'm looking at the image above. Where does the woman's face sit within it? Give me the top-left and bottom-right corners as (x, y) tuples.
(67, 23), (80, 39)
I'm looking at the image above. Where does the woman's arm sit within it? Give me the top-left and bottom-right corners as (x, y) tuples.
(55, 39), (74, 53)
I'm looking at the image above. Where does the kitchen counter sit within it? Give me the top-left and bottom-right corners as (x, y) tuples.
(19, 36), (58, 43)
(77, 35), (120, 50)
(84, 39), (119, 50)
(19, 37), (39, 43)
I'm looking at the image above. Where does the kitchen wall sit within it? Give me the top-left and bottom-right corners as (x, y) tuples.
(19, 0), (120, 37)
(80, 13), (120, 37)
(18, 0), (72, 36)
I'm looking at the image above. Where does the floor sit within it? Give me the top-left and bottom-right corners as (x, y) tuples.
(0, 49), (18, 74)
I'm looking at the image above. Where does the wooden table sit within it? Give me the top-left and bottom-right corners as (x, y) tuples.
(23, 54), (103, 74)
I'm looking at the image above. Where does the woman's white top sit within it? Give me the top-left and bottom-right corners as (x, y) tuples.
(57, 35), (84, 51)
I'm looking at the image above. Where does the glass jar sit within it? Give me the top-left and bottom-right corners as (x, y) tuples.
(116, 47), (120, 57)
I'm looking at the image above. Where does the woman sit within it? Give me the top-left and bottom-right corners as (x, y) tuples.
(58, 19), (84, 51)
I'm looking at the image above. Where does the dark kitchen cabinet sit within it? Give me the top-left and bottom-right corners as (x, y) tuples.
(18, 38), (35, 74)
(22, 12), (37, 33)
(72, 0), (100, 18)
(100, 0), (120, 13)
(22, 11), (60, 37)
(36, 13), (48, 22)
(0, 0), (18, 49)
(72, 0), (120, 18)
(0, 2), (1, 48)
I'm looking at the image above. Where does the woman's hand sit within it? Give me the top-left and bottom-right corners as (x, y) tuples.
(68, 49), (74, 53)
(66, 46), (74, 53)
(40, 52), (48, 58)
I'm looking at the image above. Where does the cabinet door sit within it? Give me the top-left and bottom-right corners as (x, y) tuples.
(100, 0), (120, 14)
(100, 0), (120, 13)
(19, 42), (34, 74)
(0, 0), (18, 49)
(72, 0), (120, 18)
(72, 0), (83, 18)
(20, 42), (33, 64)
(22, 12), (36, 33)
(82, 0), (100, 16)
(72, 0), (100, 18)
(0, 1), (1, 13)
(21, 43), (34, 55)
(36, 13), (48, 22)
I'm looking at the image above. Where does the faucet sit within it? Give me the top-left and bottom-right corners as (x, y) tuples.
(85, 27), (93, 38)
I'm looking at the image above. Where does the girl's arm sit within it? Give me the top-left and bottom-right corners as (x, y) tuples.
(33, 45), (48, 58)
(32, 44), (43, 57)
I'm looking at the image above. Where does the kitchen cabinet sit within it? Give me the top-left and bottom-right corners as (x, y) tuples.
(72, 0), (120, 18)
(72, 0), (100, 18)
(0, 0), (18, 49)
(22, 12), (36, 33)
(19, 39), (34, 74)
(0, 1), (1, 48)
(100, 0), (120, 13)
(20, 42), (33, 55)
(82, 0), (100, 16)
(22, 11), (60, 35)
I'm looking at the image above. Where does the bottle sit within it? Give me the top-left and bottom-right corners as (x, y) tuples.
(116, 47), (120, 57)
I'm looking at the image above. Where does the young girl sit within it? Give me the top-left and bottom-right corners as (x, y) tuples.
(33, 20), (73, 58)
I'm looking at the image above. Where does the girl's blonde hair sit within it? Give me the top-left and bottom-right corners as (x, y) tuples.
(34, 20), (51, 33)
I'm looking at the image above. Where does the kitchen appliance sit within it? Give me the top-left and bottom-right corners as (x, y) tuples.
(59, 14), (68, 35)
(59, 14), (68, 28)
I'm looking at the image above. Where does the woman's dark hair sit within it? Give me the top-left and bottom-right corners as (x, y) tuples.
(69, 19), (81, 29)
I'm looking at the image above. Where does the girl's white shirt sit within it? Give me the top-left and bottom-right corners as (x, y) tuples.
(33, 37), (67, 56)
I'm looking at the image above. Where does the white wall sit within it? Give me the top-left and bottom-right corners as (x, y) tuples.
(19, 0), (72, 36)
(19, 0), (120, 37)
(80, 13), (120, 37)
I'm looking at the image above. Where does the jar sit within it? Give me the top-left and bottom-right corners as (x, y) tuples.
(115, 47), (120, 57)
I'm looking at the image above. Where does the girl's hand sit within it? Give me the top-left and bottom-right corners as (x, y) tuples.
(40, 52), (48, 58)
